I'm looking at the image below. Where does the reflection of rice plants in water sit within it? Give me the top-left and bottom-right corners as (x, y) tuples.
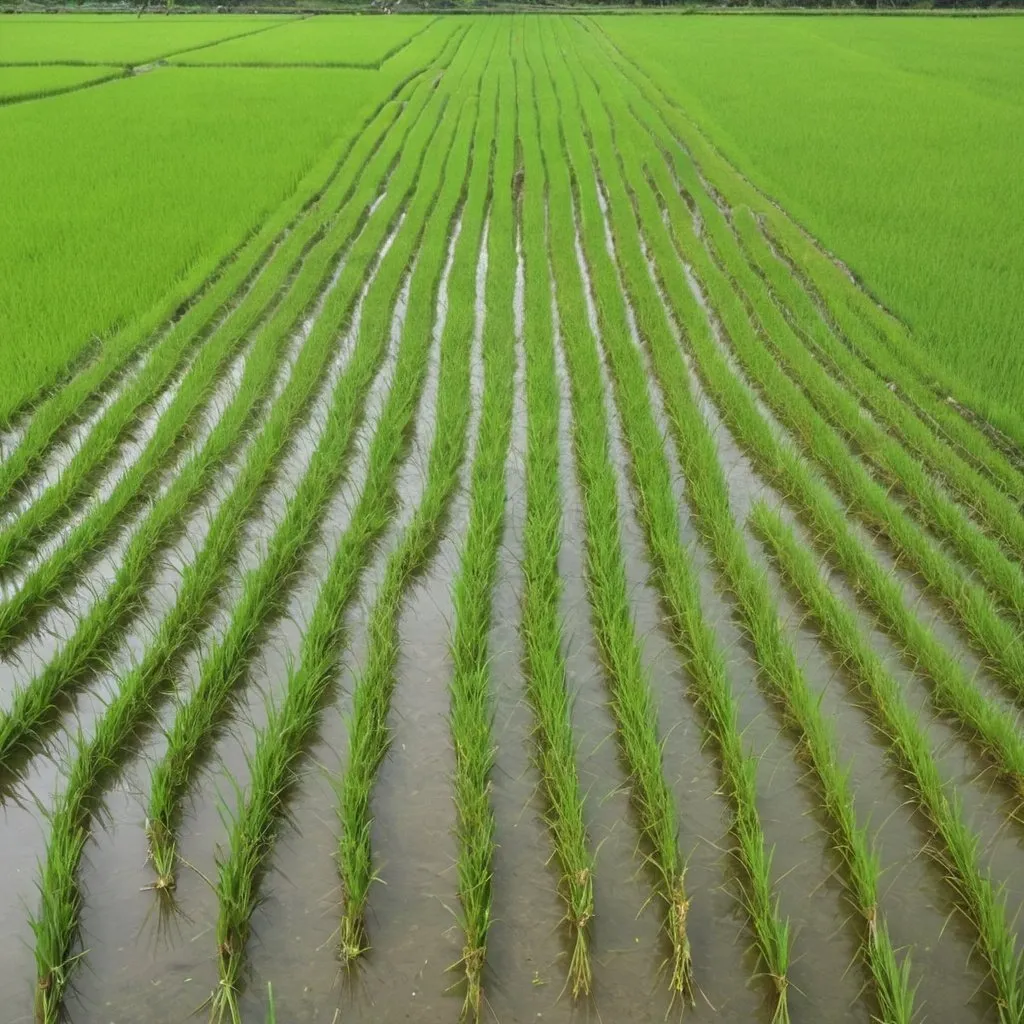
(3, 13), (1024, 1024)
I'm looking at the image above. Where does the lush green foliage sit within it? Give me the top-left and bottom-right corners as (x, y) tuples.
(600, 14), (1024, 433)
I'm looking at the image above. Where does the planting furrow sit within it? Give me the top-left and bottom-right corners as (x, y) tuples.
(550, 30), (804, 1022)
(514, 40), (598, 1002)
(579, 18), (1024, 501)
(0, 47), (452, 776)
(209, 30), (487, 1019)
(605, 73), (1024, 816)
(534, 27), (695, 1000)
(752, 503), (1024, 1024)
(0, 61), (424, 509)
(729, 208), (1024, 573)
(143, 104), (444, 892)
(445, 56), (503, 1018)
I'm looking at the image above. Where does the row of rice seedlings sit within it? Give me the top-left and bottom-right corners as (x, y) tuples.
(445, 56), (504, 1022)
(335, 30), (496, 968)
(751, 502), (1024, 1024)
(0, 83), (416, 573)
(24, 51), (471, 1018)
(0, 54), (449, 771)
(211, 30), (489, 1020)
(729, 208), (1024, 575)
(580, 18), (1024, 497)
(0, 58), (427, 504)
(561, 24), (914, 1020)
(532, 25), (693, 1000)
(670, 154), (1024, 665)
(545, 26), (795, 1018)
(654, 140), (1024, 711)
(143, 55), (456, 890)
(616, 84), (1024, 806)
(0, 203), (352, 646)
(515, 36), (595, 999)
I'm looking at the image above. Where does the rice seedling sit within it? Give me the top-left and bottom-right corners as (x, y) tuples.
(541, 24), (795, 1019)
(533, 23), (694, 1002)
(0, 50), (446, 774)
(445, 51), (504, 1022)
(335, 29), (497, 971)
(557, 21), (914, 1021)
(144, 52), (456, 891)
(211, 29), (488, 1019)
(612, 82), (1024, 799)
(25, 47), (469, 1022)
(515, 28), (596, 999)
(751, 501), (1024, 1024)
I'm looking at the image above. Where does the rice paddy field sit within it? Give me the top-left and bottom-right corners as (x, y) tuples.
(1, 11), (1024, 1024)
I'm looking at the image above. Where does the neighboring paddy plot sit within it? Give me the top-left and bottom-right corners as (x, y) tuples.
(173, 14), (444, 67)
(0, 14), (294, 65)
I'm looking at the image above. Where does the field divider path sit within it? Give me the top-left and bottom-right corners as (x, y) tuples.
(208, 27), (488, 1020)
(22, 38), (474, 1024)
(534, 24), (696, 1001)
(751, 502), (1024, 1024)
(579, 16), (1024, 500)
(142, 49), (455, 892)
(0, 48), (449, 779)
(515, 32), (596, 1001)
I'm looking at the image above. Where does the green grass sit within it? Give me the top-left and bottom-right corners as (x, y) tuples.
(597, 14), (1024, 436)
